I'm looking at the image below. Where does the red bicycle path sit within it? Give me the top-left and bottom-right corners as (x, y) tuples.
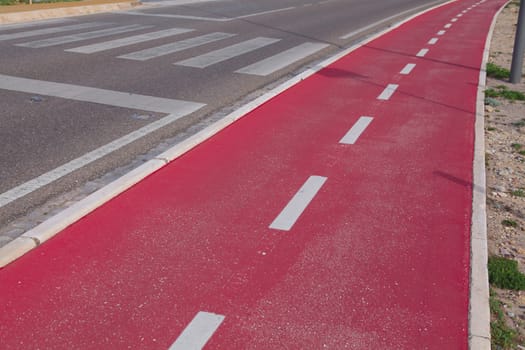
(0, 0), (506, 348)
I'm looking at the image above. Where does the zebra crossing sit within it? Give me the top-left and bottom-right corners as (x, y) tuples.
(1, 20), (330, 77)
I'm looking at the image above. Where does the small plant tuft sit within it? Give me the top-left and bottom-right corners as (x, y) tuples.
(486, 86), (525, 101)
(511, 189), (525, 197)
(488, 256), (525, 290)
(487, 62), (511, 80)
(502, 219), (518, 228)
(513, 119), (525, 128)
(490, 289), (517, 348)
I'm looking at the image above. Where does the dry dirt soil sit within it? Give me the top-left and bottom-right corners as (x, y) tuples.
(486, 0), (525, 347)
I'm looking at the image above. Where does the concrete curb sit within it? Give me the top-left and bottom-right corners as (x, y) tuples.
(468, 1), (509, 349)
(0, 0), (454, 269)
(0, 1), (140, 24)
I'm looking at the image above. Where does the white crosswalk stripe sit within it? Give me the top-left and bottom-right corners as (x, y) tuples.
(65, 28), (194, 54)
(175, 37), (280, 68)
(5, 23), (329, 77)
(0, 18), (72, 32)
(16, 24), (151, 48)
(0, 22), (108, 41)
(118, 32), (235, 61)
(236, 42), (329, 76)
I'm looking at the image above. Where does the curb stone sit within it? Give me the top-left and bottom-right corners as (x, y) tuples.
(469, 1), (511, 349)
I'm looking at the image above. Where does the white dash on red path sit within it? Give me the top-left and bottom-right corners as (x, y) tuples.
(340, 116), (373, 145)
(416, 48), (429, 57)
(400, 63), (416, 75)
(269, 176), (327, 231)
(444, 23), (452, 28)
(437, 30), (446, 35)
(377, 84), (399, 100)
(428, 38), (438, 45)
(169, 312), (224, 350)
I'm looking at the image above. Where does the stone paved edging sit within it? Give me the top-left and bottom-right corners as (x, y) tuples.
(0, 1), (140, 24)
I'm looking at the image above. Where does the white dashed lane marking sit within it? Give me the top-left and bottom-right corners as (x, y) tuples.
(169, 312), (225, 350)
(400, 63), (416, 75)
(377, 84), (399, 100)
(269, 176), (327, 231)
(416, 48), (429, 57)
(437, 30), (446, 36)
(339, 116), (373, 145)
(428, 38), (438, 45)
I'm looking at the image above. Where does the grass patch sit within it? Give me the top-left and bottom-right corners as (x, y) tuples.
(513, 119), (525, 128)
(489, 256), (525, 290)
(520, 150), (525, 156)
(487, 63), (511, 80)
(486, 86), (525, 101)
(490, 289), (517, 349)
(502, 219), (518, 228)
(0, 0), (18, 4)
(511, 189), (525, 197)
(511, 143), (523, 151)
(487, 126), (496, 131)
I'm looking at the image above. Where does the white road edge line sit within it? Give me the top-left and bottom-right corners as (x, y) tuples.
(169, 312), (224, 350)
(416, 48), (429, 57)
(339, 116), (373, 145)
(269, 176), (327, 231)
(0, 75), (204, 209)
(400, 63), (416, 75)
(469, 2), (508, 350)
(0, 0), (455, 269)
(377, 84), (399, 100)
(339, 0), (444, 40)
(117, 5), (296, 22)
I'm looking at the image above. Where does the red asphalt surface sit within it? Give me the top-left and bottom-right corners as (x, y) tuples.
(0, 0), (507, 348)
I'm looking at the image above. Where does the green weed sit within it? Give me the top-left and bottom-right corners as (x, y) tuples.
(487, 63), (511, 80)
(488, 256), (525, 290)
(502, 219), (518, 228)
(486, 86), (525, 101)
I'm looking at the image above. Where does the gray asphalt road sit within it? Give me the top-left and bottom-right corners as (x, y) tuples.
(0, 0), (445, 244)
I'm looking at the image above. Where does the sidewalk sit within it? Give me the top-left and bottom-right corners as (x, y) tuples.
(0, 0), (140, 24)
(0, 0), (507, 348)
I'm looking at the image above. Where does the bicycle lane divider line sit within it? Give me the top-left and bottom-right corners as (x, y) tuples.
(400, 63), (416, 75)
(169, 312), (225, 350)
(377, 83), (399, 100)
(269, 176), (328, 231)
(339, 116), (374, 145)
